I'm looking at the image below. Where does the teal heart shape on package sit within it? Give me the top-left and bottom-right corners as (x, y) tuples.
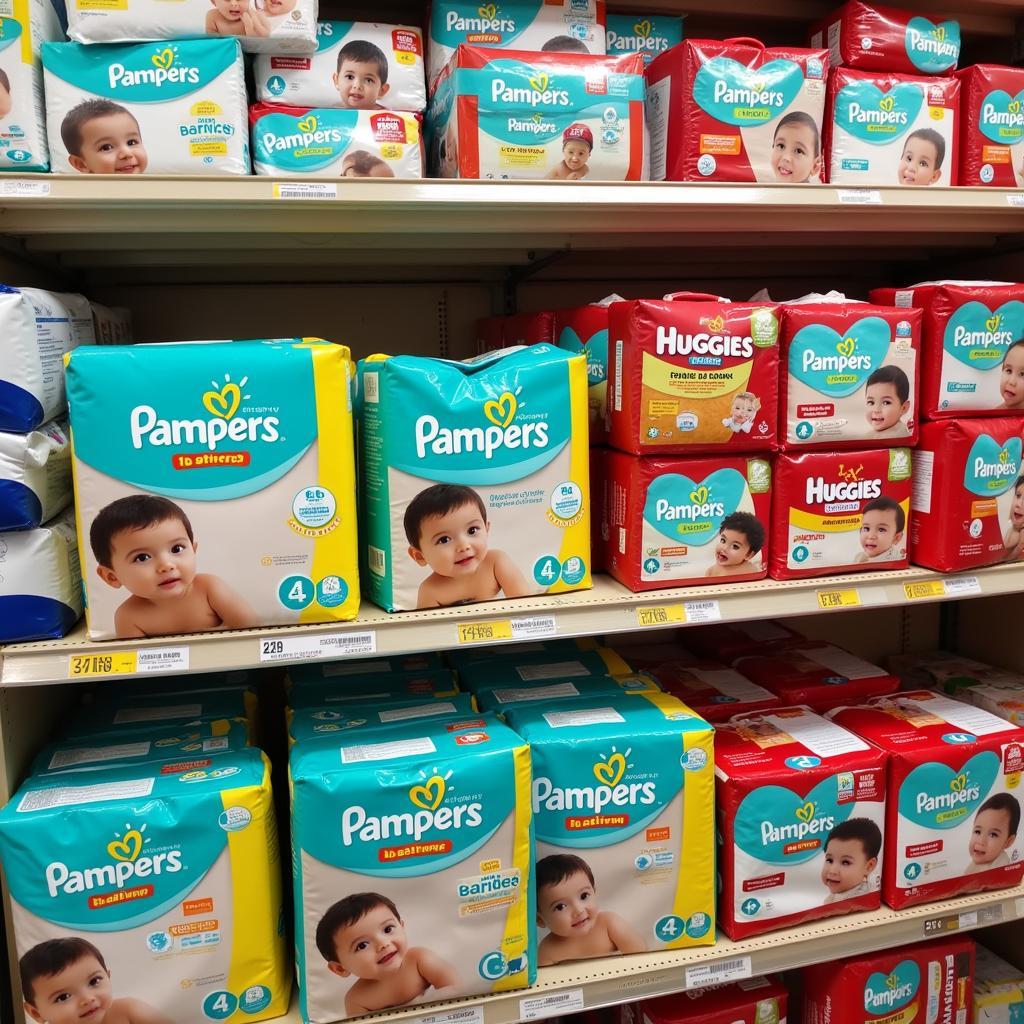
(643, 469), (746, 545)
(693, 56), (804, 126)
(980, 90), (1024, 145)
(897, 751), (1000, 828)
(905, 16), (960, 74)
(789, 317), (892, 398)
(559, 326), (609, 386)
(963, 434), (1022, 498)
(735, 778), (852, 864)
(833, 81), (922, 145)
(864, 961), (921, 1014)
(944, 301), (1024, 369)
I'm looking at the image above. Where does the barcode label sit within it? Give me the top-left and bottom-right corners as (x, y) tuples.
(368, 546), (386, 576)
(520, 989), (585, 1021)
(685, 956), (752, 988)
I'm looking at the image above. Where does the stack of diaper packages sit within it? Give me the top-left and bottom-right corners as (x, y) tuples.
(958, 63), (1024, 187)
(621, 976), (789, 1024)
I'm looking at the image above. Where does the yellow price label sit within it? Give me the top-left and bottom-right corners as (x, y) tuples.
(1007, 772), (1021, 790)
(904, 581), (946, 600)
(457, 620), (513, 645)
(636, 606), (686, 628)
(817, 589), (861, 610)
(395, 51), (416, 66)
(69, 652), (138, 677)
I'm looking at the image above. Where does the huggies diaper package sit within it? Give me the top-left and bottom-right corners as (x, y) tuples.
(780, 297), (922, 450)
(287, 695), (477, 745)
(869, 282), (1024, 417)
(357, 345), (591, 612)
(830, 690), (1024, 907)
(623, 978), (788, 1024)
(649, 662), (780, 722)
(504, 693), (714, 964)
(958, 65), (1024, 187)
(715, 705), (887, 939)
(974, 945), (1024, 1024)
(457, 647), (628, 693)
(605, 451), (772, 590)
(685, 620), (805, 661)
(911, 418), (1024, 573)
(0, 749), (290, 1023)
(644, 39), (829, 183)
(66, 340), (359, 640)
(0, 419), (71, 531)
(770, 447), (913, 580)
(606, 14), (682, 67)
(825, 68), (959, 186)
(810, 2), (960, 75)
(554, 300), (615, 445)
(607, 294), (780, 454)
(289, 714), (534, 1023)
(250, 104), (422, 177)
(427, 47), (645, 181)
(42, 39), (250, 176)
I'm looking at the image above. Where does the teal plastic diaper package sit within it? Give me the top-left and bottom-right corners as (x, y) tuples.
(457, 647), (630, 693)
(475, 672), (660, 713)
(288, 674), (461, 710)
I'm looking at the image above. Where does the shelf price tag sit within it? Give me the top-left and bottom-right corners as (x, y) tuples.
(684, 956), (752, 989)
(1008, 194), (1024, 208)
(636, 600), (720, 628)
(410, 1009), (484, 1024)
(0, 179), (50, 196)
(817, 588), (861, 610)
(519, 989), (585, 1021)
(836, 188), (882, 205)
(259, 631), (376, 662)
(273, 182), (337, 200)
(456, 615), (557, 645)
(904, 576), (981, 601)
(923, 904), (1002, 936)
(68, 646), (189, 678)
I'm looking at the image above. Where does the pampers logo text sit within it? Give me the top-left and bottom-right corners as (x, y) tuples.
(491, 71), (571, 108)
(916, 771), (981, 816)
(654, 484), (724, 524)
(608, 19), (670, 54)
(950, 314), (1015, 350)
(533, 747), (656, 816)
(712, 78), (785, 109)
(845, 94), (909, 128)
(760, 799), (834, 846)
(261, 114), (345, 153)
(974, 446), (1018, 482)
(415, 388), (549, 460)
(907, 24), (958, 61)
(110, 46), (200, 89)
(446, 5), (517, 35)
(865, 973), (916, 1012)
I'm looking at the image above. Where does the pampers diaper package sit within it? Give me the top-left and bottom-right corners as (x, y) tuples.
(870, 281), (1024, 418)
(66, 340), (359, 640)
(255, 22), (426, 111)
(604, 450), (772, 590)
(715, 705), (887, 939)
(606, 14), (682, 67)
(250, 104), (422, 177)
(0, 419), (71, 531)
(621, 976), (789, 1024)
(427, 47), (645, 181)
(644, 39), (829, 183)
(770, 447), (913, 580)
(911, 417), (1024, 573)
(0, 748), (290, 1024)
(42, 38), (250, 175)
(825, 68), (960, 186)
(607, 294), (780, 454)
(831, 691), (1024, 907)
(287, 695), (477, 745)
(974, 944), (1024, 1024)
(503, 693), (715, 964)
(958, 65), (1024, 188)
(357, 345), (591, 612)
(686, 620), (805, 661)
(290, 714), (534, 1023)
(779, 296), (922, 449)
(650, 663), (781, 722)
(456, 647), (629, 693)
(554, 299), (615, 445)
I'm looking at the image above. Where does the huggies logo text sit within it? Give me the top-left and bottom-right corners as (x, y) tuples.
(655, 324), (754, 359)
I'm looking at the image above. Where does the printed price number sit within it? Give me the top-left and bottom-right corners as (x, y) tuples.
(457, 620), (513, 645)
(817, 589), (860, 610)
(904, 580), (947, 600)
(923, 905), (1002, 936)
(636, 605), (685, 628)
(261, 639), (286, 658)
(69, 652), (137, 677)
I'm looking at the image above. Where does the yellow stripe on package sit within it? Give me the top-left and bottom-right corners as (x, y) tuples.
(0, 748), (290, 1022)
(65, 340), (359, 640)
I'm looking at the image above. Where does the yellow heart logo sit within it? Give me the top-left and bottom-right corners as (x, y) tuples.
(107, 829), (143, 862)
(879, 95), (895, 113)
(297, 115), (318, 133)
(634, 19), (652, 38)
(795, 801), (815, 823)
(886, 974), (899, 990)
(151, 47), (174, 70)
(593, 752), (626, 788)
(1001, 449), (1010, 464)
(690, 485), (710, 504)
(987, 314), (1001, 332)
(478, 2), (497, 18)
(529, 72), (549, 93)
(837, 337), (856, 357)
(752, 80), (766, 94)
(483, 391), (517, 428)
(706, 315), (724, 333)
(1011, 101), (1021, 115)
(532, 113), (542, 124)
(950, 773), (967, 792)
(202, 382), (241, 420)
(409, 775), (445, 811)
(935, 27), (945, 42)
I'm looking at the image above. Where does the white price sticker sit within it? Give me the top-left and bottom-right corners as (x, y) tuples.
(273, 182), (337, 200)
(684, 600), (721, 624)
(259, 631), (376, 662)
(836, 189), (883, 204)
(1008, 194), (1024, 207)
(958, 911), (979, 929)
(685, 956), (752, 989)
(519, 990), (585, 1021)
(411, 1009), (484, 1024)
(135, 647), (189, 674)
(0, 179), (51, 196)
(944, 576), (981, 597)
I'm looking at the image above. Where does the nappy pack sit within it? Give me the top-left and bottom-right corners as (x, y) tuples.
(715, 705), (887, 939)
(289, 652), (443, 683)
(250, 104), (422, 177)
(287, 673), (459, 711)
(0, 418), (71, 530)
(42, 38), (250, 175)
(825, 68), (960, 186)
(604, 450), (772, 590)
(456, 647), (628, 693)
(0, 748), (290, 1024)
(357, 345), (591, 612)
(606, 14), (682, 66)
(66, 339), (359, 640)
(651, 662), (780, 722)
(645, 39), (829, 183)
(255, 22), (426, 110)
(476, 674), (658, 713)
(911, 417), (1024, 573)
(780, 297), (922, 449)
(504, 311), (555, 347)
(974, 944), (1024, 1024)
(287, 695), (477, 745)
(770, 447), (913, 579)
(887, 650), (1022, 695)
(686, 619), (805, 661)
(958, 65), (1024, 188)
(831, 690), (1024, 908)
(622, 976), (789, 1024)
(554, 299), (615, 445)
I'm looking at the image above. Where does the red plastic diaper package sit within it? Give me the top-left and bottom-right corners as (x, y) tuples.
(958, 65), (1024, 188)
(716, 705), (887, 939)
(607, 293), (780, 454)
(653, 661), (781, 722)
(644, 39), (829, 183)
(621, 976), (789, 1024)
(605, 450), (772, 590)
(685, 620), (806, 662)
(803, 937), (974, 1024)
(911, 418), (1024, 573)
(770, 447), (913, 580)
(869, 281), (1024, 418)
(590, 446), (607, 572)
(830, 690), (1024, 908)
(475, 316), (505, 354)
(555, 303), (611, 444)
(504, 311), (555, 347)
(779, 298), (922, 449)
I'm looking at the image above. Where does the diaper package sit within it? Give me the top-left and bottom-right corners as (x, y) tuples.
(780, 297), (922, 449)
(959, 65), (1024, 187)
(605, 450), (772, 590)
(961, 684), (1024, 728)
(503, 692), (714, 964)
(58, 293), (98, 349)
(870, 281), (1024, 418)
(256, 22), (425, 111)
(974, 945), (1024, 1024)
(621, 976), (789, 1024)
(810, 2), (960, 75)
(716, 705), (887, 939)
(357, 345), (591, 612)
(456, 647), (629, 693)
(476, 675), (659, 713)
(911, 418), (1024, 573)
(650, 662), (781, 722)
(65, 690), (256, 740)
(0, 508), (82, 643)
(607, 294), (780, 454)
(887, 651), (1022, 695)
(504, 311), (555, 347)
(427, 0), (607, 91)
(770, 447), (913, 580)
(250, 104), (422, 177)
(606, 14), (682, 66)
(685, 620), (805, 661)
(287, 695), (477, 745)
(288, 675), (460, 711)
(644, 39), (829, 183)
(554, 301), (612, 444)
(825, 68), (960, 185)
(831, 690), (1024, 907)
(0, 419), (71, 531)
(42, 39), (250, 176)
(290, 714), (534, 1023)
(803, 937), (974, 1024)
(289, 652), (443, 683)
(66, 340), (359, 640)
(0, 749), (291, 1023)
(427, 47), (645, 181)
(591, 446), (607, 570)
